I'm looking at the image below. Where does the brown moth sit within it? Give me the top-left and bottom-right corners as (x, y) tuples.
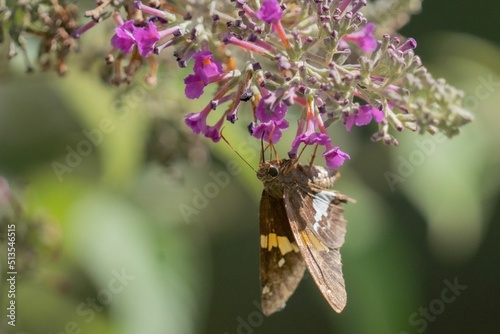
(257, 158), (352, 316)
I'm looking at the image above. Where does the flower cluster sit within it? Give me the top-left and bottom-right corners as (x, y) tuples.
(1, 0), (79, 74)
(2, 0), (473, 170)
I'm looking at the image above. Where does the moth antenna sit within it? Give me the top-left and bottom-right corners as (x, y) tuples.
(308, 144), (319, 169)
(264, 125), (280, 162)
(264, 135), (274, 162)
(221, 129), (257, 172)
(267, 135), (279, 162)
(260, 133), (266, 163)
(273, 142), (279, 162)
(267, 140), (279, 163)
(295, 144), (308, 164)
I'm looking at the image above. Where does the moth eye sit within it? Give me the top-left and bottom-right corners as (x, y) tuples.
(268, 167), (279, 177)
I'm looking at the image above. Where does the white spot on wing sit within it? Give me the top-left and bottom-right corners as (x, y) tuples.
(313, 191), (335, 223)
(278, 257), (286, 267)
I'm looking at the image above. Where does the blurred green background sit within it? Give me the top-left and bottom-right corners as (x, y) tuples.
(1, 0), (500, 333)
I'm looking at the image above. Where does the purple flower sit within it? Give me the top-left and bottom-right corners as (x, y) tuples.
(345, 104), (384, 131)
(323, 144), (350, 169)
(185, 109), (209, 134)
(249, 119), (289, 143)
(372, 107), (384, 122)
(251, 91), (289, 143)
(184, 74), (207, 99)
(135, 21), (160, 57)
(185, 106), (224, 142)
(72, 20), (99, 39)
(288, 116), (331, 159)
(204, 124), (222, 142)
(111, 20), (137, 54)
(398, 38), (417, 52)
(192, 50), (224, 82)
(256, 0), (283, 24)
(342, 23), (377, 52)
(256, 92), (287, 122)
(184, 51), (223, 99)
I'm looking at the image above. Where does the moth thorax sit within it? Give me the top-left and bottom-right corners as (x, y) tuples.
(257, 161), (291, 198)
(262, 178), (285, 199)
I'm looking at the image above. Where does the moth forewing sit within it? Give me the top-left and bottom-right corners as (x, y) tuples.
(284, 188), (348, 313)
(259, 191), (307, 316)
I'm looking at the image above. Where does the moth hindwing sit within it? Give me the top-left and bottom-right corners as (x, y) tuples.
(257, 159), (352, 316)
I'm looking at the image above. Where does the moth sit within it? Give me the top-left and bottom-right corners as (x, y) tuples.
(257, 158), (353, 316)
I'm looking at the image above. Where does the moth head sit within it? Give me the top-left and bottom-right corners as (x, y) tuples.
(257, 159), (295, 183)
(257, 161), (280, 183)
(257, 159), (302, 198)
(268, 165), (279, 177)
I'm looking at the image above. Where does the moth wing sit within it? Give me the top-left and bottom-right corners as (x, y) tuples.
(259, 190), (307, 316)
(284, 187), (348, 313)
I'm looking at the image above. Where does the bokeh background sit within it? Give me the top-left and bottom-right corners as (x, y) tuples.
(1, 0), (499, 333)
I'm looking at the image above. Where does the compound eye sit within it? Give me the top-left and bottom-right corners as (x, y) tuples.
(268, 166), (279, 177)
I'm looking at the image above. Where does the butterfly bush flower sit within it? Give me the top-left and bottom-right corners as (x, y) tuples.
(256, 0), (283, 23)
(111, 18), (184, 59)
(255, 91), (288, 123)
(205, 122), (224, 142)
(71, 20), (99, 39)
(192, 51), (224, 82)
(288, 98), (331, 159)
(255, 0), (290, 49)
(134, 21), (160, 57)
(111, 20), (137, 55)
(249, 119), (289, 144)
(342, 23), (377, 52)
(185, 106), (211, 135)
(9, 0), (472, 168)
(346, 105), (385, 131)
(184, 74), (207, 100)
(184, 50), (224, 99)
(184, 102), (226, 143)
(323, 145), (351, 170)
(249, 90), (289, 142)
